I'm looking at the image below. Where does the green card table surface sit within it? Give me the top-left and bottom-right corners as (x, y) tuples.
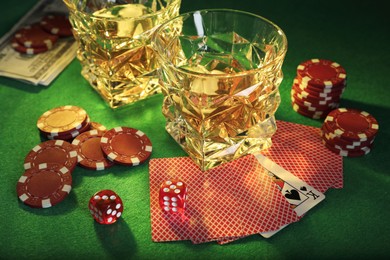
(1, 0), (389, 258)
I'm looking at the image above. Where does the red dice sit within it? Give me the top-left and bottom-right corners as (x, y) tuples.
(89, 190), (123, 224)
(159, 179), (187, 214)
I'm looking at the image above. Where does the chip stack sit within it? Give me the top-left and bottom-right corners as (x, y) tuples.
(11, 14), (72, 55)
(37, 105), (91, 141)
(321, 108), (379, 157)
(291, 59), (347, 119)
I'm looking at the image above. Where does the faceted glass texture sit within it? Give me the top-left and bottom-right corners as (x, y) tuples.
(153, 10), (287, 170)
(63, 0), (181, 108)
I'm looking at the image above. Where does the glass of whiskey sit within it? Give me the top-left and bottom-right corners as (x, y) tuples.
(153, 9), (287, 170)
(63, 0), (181, 108)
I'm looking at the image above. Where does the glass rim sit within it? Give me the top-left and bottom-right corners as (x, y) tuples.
(63, 0), (181, 21)
(153, 9), (288, 78)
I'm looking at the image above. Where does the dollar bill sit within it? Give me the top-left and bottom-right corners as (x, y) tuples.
(0, 0), (77, 86)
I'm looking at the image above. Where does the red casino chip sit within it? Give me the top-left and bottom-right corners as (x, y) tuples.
(90, 122), (107, 132)
(292, 89), (340, 106)
(324, 108), (379, 141)
(322, 132), (374, 152)
(11, 38), (49, 55)
(296, 76), (346, 92)
(292, 99), (333, 114)
(14, 23), (58, 49)
(321, 125), (375, 149)
(291, 93), (339, 111)
(297, 59), (347, 88)
(72, 130), (115, 170)
(291, 103), (325, 119)
(100, 127), (153, 166)
(16, 163), (72, 208)
(24, 140), (78, 172)
(45, 116), (91, 141)
(322, 140), (372, 157)
(37, 105), (88, 136)
(292, 80), (344, 99)
(40, 15), (73, 37)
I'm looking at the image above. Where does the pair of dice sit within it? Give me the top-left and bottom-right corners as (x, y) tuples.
(90, 180), (187, 225)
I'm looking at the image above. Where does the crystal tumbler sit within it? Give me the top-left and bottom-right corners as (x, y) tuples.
(153, 9), (287, 170)
(63, 0), (181, 108)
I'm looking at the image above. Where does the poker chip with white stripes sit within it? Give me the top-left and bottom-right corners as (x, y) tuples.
(297, 59), (347, 88)
(90, 122), (107, 132)
(44, 117), (91, 141)
(100, 127), (153, 166)
(40, 15), (73, 37)
(11, 38), (50, 55)
(321, 108), (379, 157)
(291, 59), (347, 119)
(10, 14), (72, 55)
(72, 130), (115, 170)
(14, 23), (58, 49)
(16, 163), (72, 208)
(37, 105), (89, 137)
(24, 139), (78, 172)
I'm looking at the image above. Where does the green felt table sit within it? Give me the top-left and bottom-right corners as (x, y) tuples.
(1, 0), (389, 259)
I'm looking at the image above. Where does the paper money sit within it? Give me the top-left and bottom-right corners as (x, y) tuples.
(0, 0), (77, 86)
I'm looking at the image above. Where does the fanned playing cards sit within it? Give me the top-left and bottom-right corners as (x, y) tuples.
(149, 155), (300, 243)
(149, 120), (343, 244)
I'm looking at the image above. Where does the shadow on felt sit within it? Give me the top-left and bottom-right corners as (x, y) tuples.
(94, 218), (137, 258)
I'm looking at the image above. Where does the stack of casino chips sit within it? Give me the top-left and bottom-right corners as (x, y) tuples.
(37, 105), (92, 141)
(11, 14), (72, 55)
(321, 108), (379, 157)
(291, 59), (347, 119)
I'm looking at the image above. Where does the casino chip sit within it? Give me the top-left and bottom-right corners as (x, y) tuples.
(90, 122), (107, 132)
(45, 115), (91, 141)
(40, 15), (73, 37)
(37, 105), (88, 136)
(10, 14), (73, 56)
(321, 126), (374, 150)
(324, 108), (378, 141)
(297, 59), (346, 88)
(321, 108), (379, 157)
(292, 103), (324, 119)
(291, 59), (347, 119)
(16, 163), (72, 208)
(14, 23), (58, 49)
(11, 38), (49, 55)
(24, 140), (78, 172)
(100, 127), (152, 166)
(322, 140), (372, 157)
(72, 130), (115, 170)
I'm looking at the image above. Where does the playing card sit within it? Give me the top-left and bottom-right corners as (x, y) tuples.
(148, 120), (341, 243)
(256, 154), (326, 238)
(272, 120), (343, 189)
(149, 157), (203, 242)
(191, 155), (299, 244)
(149, 155), (299, 244)
(201, 155), (302, 244)
(262, 141), (340, 193)
(256, 154), (325, 216)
